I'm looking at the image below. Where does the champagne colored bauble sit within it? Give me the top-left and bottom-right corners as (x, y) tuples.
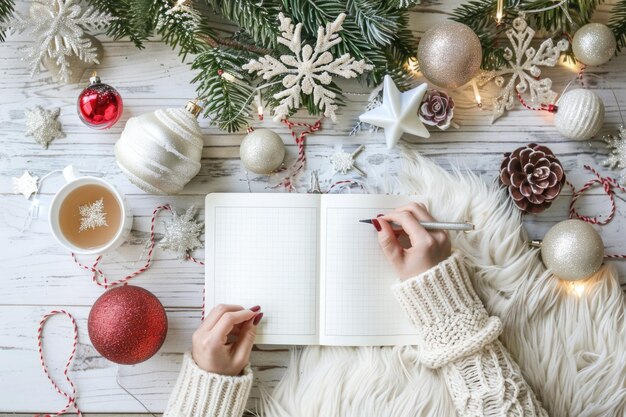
(115, 101), (203, 195)
(554, 89), (604, 140)
(573, 23), (617, 66)
(88, 286), (168, 365)
(239, 129), (286, 174)
(417, 22), (482, 88)
(541, 219), (604, 281)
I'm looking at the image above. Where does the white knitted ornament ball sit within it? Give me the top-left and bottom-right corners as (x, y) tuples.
(554, 89), (604, 140)
(240, 129), (285, 174)
(115, 101), (204, 195)
(572, 23), (616, 66)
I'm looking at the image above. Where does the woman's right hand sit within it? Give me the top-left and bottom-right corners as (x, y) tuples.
(191, 304), (263, 376)
(374, 203), (452, 281)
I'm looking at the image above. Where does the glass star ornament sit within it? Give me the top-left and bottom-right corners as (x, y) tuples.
(601, 125), (626, 184)
(24, 105), (65, 149)
(358, 75), (430, 149)
(12, 171), (39, 199)
(160, 206), (203, 259)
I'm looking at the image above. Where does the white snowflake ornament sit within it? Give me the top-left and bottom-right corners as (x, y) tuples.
(24, 105), (65, 148)
(12, 171), (39, 199)
(243, 13), (373, 121)
(2, 0), (112, 83)
(79, 198), (108, 232)
(478, 15), (569, 122)
(601, 125), (626, 184)
(160, 206), (203, 259)
(329, 145), (365, 176)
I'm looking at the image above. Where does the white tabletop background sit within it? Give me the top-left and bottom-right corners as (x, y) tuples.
(1, 0), (625, 415)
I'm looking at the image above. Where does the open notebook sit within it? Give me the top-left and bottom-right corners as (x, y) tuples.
(205, 193), (424, 346)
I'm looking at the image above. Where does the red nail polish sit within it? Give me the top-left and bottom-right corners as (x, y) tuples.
(377, 214), (384, 218)
(372, 218), (382, 232)
(250, 305), (261, 312)
(253, 313), (264, 326)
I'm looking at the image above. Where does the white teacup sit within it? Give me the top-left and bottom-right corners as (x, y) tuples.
(49, 166), (133, 255)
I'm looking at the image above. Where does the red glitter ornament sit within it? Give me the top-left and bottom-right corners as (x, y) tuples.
(88, 285), (167, 365)
(77, 72), (123, 129)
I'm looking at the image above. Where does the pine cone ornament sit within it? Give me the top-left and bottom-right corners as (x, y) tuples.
(500, 144), (565, 214)
(419, 89), (455, 130)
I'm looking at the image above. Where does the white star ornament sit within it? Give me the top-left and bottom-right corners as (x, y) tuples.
(358, 75), (430, 149)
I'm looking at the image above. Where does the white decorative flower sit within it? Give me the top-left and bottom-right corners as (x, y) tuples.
(160, 206), (203, 259)
(601, 125), (626, 184)
(243, 13), (373, 121)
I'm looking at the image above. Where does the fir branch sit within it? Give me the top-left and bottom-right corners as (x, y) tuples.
(0, 0), (14, 41)
(346, 0), (400, 46)
(156, 0), (211, 59)
(192, 47), (256, 132)
(88, 0), (159, 48)
(610, 0), (626, 51)
(206, 0), (281, 47)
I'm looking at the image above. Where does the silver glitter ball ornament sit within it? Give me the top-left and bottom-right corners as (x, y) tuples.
(554, 89), (604, 140)
(573, 23), (616, 66)
(240, 129), (286, 174)
(541, 219), (604, 281)
(417, 22), (482, 88)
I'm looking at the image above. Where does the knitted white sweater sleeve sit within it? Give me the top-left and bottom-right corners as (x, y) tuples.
(164, 352), (253, 417)
(392, 252), (548, 417)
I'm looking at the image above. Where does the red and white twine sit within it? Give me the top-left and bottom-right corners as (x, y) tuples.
(72, 204), (204, 289)
(35, 310), (82, 417)
(272, 118), (323, 191)
(567, 165), (626, 260)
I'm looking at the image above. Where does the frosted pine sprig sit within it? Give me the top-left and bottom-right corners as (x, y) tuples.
(79, 198), (108, 232)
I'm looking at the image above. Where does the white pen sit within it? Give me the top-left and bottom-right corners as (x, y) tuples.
(359, 218), (474, 231)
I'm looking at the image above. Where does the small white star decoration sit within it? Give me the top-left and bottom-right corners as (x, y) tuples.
(12, 171), (39, 199)
(602, 125), (626, 184)
(24, 105), (65, 148)
(160, 206), (203, 259)
(359, 75), (430, 149)
(329, 145), (365, 176)
(243, 12), (373, 121)
(79, 198), (108, 232)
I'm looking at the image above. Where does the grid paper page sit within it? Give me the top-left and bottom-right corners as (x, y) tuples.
(320, 195), (421, 346)
(206, 194), (319, 345)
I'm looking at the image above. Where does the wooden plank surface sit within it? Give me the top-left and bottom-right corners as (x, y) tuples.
(1, 0), (625, 414)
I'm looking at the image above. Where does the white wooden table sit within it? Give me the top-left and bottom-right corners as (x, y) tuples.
(1, 1), (625, 415)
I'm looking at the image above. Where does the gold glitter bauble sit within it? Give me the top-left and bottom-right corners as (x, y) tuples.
(573, 23), (616, 66)
(417, 22), (482, 88)
(541, 219), (604, 281)
(240, 129), (286, 174)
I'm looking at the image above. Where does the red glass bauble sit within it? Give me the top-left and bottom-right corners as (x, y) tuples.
(88, 285), (167, 365)
(77, 73), (123, 129)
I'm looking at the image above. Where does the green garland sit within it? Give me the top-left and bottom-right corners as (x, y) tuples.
(0, 0), (15, 41)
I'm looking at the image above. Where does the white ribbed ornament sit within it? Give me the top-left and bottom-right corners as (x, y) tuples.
(554, 89), (604, 140)
(115, 102), (203, 195)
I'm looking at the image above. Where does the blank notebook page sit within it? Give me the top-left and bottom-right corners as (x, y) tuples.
(320, 194), (421, 346)
(205, 193), (320, 345)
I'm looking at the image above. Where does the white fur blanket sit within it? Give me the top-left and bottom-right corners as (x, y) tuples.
(260, 152), (626, 417)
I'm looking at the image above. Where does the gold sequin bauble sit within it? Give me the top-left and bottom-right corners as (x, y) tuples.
(417, 22), (482, 88)
(554, 89), (604, 140)
(541, 219), (604, 281)
(573, 23), (616, 66)
(239, 129), (286, 174)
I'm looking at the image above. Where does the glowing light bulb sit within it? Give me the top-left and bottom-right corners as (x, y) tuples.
(221, 71), (236, 82)
(496, 0), (504, 24)
(571, 282), (585, 297)
(471, 79), (482, 108)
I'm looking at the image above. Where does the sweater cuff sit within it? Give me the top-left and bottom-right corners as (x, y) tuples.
(164, 352), (253, 417)
(392, 252), (502, 369)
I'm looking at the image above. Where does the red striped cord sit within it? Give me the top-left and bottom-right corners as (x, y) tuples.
(35, 310), (82, 417)
(515, 89), (558, 113)
(567, 165), (626, 259)
(271, 118), (323, 191)
(72, 205), (205, 289)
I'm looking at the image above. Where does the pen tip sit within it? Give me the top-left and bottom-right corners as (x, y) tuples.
(359, 219), (373, 224)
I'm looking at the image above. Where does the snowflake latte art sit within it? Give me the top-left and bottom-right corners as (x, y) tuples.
(58, 184), (122, 250)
